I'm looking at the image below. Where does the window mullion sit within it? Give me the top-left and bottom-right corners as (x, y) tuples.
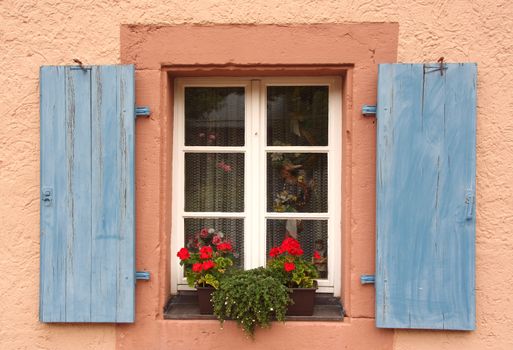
(258, 80), (268, 268)
(246, 79), (261, 269)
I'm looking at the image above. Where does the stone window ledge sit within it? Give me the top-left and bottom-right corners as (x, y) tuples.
(164, 291), (344, 321)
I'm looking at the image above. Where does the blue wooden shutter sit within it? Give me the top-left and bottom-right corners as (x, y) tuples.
(375, 63), (476, 330)
(40, 65), (135, 322)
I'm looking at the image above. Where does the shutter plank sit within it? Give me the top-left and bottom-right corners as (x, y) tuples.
(91, 66), (120, 321)
(90, 66), (135, 322)
(115, 66), (136, 322)
(439, 64), (476, 329)
(40, 65), (135, 323)
(376, 63), (476, 330)
(64, 68), (93, 322)
(40, 67), (66, 322)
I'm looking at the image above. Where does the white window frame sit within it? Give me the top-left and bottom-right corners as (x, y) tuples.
(171, 77), (342, 296)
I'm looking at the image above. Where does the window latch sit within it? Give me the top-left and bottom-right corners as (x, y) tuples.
(465, 189), (475, 220)
(41, 187), (53, 206)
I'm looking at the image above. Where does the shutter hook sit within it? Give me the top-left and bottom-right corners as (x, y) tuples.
(437, 57), (445, 76)
(72, 58), (87, 71)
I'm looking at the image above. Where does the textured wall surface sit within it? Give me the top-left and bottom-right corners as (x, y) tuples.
(1, 1), (513, 349)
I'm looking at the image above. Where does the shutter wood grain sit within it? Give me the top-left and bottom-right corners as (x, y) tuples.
(375, 63), (477, 330)
(40, 65), (135, 323)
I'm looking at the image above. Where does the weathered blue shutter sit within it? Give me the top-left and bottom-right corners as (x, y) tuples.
(40, 65), (135, 322)
(375, 63), (476, 330)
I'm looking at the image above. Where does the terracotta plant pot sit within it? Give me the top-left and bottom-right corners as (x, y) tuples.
(197, 286), (215, 314)
(287, 287), (316, 316)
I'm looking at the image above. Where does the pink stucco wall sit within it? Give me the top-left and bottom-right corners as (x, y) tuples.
(1, 1), (513, 350)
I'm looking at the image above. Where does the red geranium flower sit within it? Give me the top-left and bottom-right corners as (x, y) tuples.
(281, 237), (301, 254)
(192, 263), (203, 272)
(216, 242), (233, 251)
(313, 251), (322, 260)
(199, 246), (213, 259)
(177, 247), (190, 261)
(284, 262), (296, 272)
(269, 247), (282, 258)
(288, 247), (304, 256)
(202, 260), (216, 270)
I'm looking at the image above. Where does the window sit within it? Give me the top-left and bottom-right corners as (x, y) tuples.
(171, 77), (342, 294)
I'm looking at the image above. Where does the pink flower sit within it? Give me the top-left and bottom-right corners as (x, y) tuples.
(208, 134), (216, 140)
(199, 132), (206, 138)
(200, 228), (209, 238)
(217, 161), (233, 173)
(212, 235), (222, 245)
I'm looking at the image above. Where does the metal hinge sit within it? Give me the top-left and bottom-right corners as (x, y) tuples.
(360, 274), (375, 284)
(362, 105), (377, 116)
(136, 106), (151, 118)
(136, 271), (150, 281)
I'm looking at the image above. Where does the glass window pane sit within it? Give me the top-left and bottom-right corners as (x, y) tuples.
(267, 153), (327, 213)
(266, 219), (328, 279)
(185, 87), (245, 146)
(267, 86), (328, 146)
(184, 218), (244, 269)
(185, 153), (244, 212)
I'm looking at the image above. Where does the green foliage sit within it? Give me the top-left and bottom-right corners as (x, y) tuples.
(212, 268), (291, 337)
(267, 256), (319, 288)
(182, 254), (233, 289)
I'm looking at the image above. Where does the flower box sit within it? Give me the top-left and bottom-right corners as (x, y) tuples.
(197, 286), (215, 314)
(287, 286), (317, 316)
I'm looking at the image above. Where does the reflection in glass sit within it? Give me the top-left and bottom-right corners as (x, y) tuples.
(267, 86), (328, 146)
(266, 219), (328, 278)
(184, 218), (244, 268)
(267, 153), (327, 213)
(185, 87), (245, 146)
(185, 153), (244, 212)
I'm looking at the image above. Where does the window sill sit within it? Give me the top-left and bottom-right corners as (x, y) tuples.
(163, 291), (344, 321)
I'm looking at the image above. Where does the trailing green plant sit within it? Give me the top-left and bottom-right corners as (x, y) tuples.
(267, 237), (320, 288)
(212, 268), (291, 337)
